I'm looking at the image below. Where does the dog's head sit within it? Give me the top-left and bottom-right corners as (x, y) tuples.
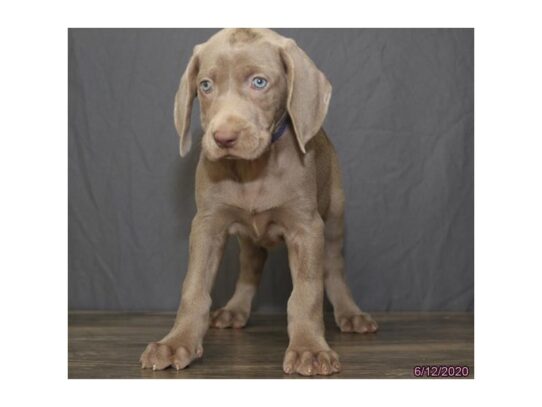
(174, 28), (332, 160)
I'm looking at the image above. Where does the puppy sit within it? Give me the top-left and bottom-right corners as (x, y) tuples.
(140, 28), (377, 376)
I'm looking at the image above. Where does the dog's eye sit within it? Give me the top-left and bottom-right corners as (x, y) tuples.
(199, 80), (213, 93)
(251, 77), (268, 90)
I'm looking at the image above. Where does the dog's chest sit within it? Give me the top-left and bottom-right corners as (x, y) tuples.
(225, 180), (286, 247)
(228, 212), (284, 247)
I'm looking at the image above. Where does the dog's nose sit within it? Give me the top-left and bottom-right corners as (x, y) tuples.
(213, 130), (238, 149)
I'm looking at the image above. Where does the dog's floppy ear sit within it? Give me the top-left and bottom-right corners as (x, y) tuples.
(174, 45), (201, 157)
(280, 39), (332, 154)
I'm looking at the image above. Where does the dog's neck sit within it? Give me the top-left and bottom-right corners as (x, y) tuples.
(270, 114), (290, 144)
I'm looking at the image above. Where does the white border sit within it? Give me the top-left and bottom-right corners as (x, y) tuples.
(1, 0), (541, 405)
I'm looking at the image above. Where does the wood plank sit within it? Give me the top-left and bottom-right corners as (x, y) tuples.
(68, 312), (474, 379)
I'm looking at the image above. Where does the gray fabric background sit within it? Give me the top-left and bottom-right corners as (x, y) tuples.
(68, 28), (473, 312)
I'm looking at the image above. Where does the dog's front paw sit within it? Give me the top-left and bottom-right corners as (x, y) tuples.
(210, 308), (249, 329)
(282, 348), (341, 376)
(337, 312), (378, 333)
(140, 341), (203, 371)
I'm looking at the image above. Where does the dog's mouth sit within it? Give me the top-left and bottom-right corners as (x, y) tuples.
(210, 149), (243, 160)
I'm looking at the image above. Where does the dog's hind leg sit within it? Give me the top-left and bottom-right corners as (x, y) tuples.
(323, 173), (378, 334)
(210, 236), (267, 328)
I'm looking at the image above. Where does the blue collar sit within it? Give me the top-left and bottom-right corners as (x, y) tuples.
(271, 115), (290, 143)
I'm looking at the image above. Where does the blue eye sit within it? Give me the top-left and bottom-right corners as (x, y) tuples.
(251, 77), (268, 89)
(199, 80), (213, 93)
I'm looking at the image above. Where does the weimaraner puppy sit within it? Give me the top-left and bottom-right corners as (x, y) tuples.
(140, 28), (377, 376)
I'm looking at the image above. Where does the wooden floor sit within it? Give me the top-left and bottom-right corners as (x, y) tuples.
(68, 312), (473, 379)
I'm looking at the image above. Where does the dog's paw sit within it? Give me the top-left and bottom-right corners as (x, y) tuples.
(210, 308), (248, 329)
(337, 313), (378, 334)
(140, 342), (203, 371)
(283, 348), (341, 376)
(139, 342), (173, 370)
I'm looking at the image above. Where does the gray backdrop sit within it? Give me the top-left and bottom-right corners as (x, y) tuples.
(68, 29), (473, 312)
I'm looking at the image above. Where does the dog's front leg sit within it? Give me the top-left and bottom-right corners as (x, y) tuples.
(140, 213), (227, 370)
(282, 215), (341, 376)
